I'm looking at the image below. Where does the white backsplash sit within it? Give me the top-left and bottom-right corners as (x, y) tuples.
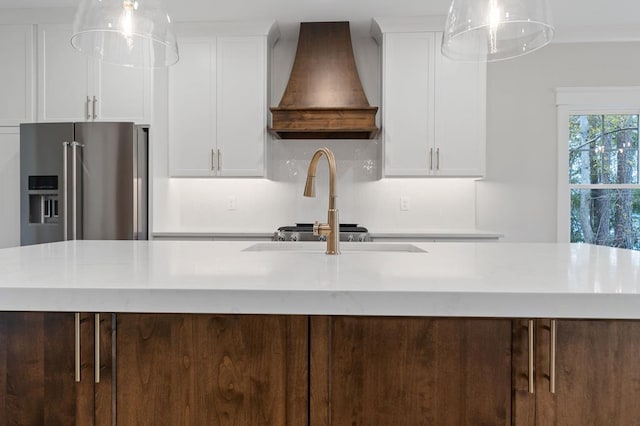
(152, 173), (478, 233)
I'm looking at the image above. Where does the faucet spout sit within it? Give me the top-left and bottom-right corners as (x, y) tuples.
(303, 147), (340, 255)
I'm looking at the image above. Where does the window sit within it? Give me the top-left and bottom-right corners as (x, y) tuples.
(557, 88), (640, 250)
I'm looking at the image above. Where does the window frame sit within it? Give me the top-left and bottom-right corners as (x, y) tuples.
(556, 87), (640, 243)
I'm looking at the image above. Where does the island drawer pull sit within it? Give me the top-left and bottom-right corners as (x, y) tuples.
(550, 319), (557, 393)
(75, 312), (81, 382)
(95, 313), (100, 383)
(528, 319), (535, 394)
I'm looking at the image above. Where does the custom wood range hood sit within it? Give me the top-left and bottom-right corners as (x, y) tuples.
(269, 22), (379, 139)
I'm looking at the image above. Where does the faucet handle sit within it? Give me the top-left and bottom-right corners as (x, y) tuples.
(313, 221), (331, 237)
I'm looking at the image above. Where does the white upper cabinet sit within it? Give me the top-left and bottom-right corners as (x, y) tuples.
(93, 56), (151, 123)
(382, 32), (435, 176)
(372, 18), (487, 177)
(37, 24), (89, 122)
(37, 24), (151, 123)
(434, 32), (486, 176)
(0, 25), (34, 126)
(168, 23), (277, 177)
(169, 38), (217, 176)
(216, 36), (266, 176)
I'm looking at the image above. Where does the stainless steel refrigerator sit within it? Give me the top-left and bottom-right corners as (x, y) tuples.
(20, 122), (148, 246)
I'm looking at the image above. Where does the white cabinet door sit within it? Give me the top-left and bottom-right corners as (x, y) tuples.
(216, 36), (265, 177)
(383, 32), (435, 177)
(169, 39), (217, 176)
(37, 24), (91, 122)
(0, 127), (20, 248)
(434, 33), (486, 177)
(0, 25), (34, 126)
(95, 59), (151, 123)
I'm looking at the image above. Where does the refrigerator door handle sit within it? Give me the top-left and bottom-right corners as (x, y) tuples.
(71, 141), (84, 240)
(63, 141), (70, 240)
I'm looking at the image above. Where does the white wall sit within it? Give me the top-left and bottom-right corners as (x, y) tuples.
(152, 33), (478, 233)
(0, 128), (20, 248)
(477, 42), (640, 242)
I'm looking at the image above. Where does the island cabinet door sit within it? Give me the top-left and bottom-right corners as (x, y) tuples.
(110, 314), (309, 425)
(0, 312), (96, 425)
(310, 316), (513, 426)
(512, 319), (640, 426)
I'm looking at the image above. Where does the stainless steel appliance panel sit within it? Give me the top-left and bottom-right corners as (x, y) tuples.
(20, 123), (74, 246)
(75, 122), (139, 240)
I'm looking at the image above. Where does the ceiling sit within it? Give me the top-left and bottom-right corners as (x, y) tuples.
(1, 0), (639, 42)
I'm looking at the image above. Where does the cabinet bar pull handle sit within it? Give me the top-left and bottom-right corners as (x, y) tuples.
(92, 96), (97, 119)
(210, 149), (215, 172)
(95, 313), (100, 383)
(550, 319), (557, 393)
(86, 96), (91, 120)
(75, 312), (81, 382)
(217, 149), (221, 174)
(436, 148), (440, 170)
(429, 148), (434, 170)
(528, 319), (535, 394)
(62, 142), (69, 240)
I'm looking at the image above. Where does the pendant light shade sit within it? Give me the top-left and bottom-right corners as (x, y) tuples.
(71, 0), (179, 68)
(442, 0), (554, 62)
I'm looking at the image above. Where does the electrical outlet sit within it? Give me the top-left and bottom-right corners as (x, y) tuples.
(400, 196), (410, 211)
(227, 196), (237, 211)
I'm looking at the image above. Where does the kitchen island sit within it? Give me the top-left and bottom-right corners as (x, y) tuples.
(1, 240), (640, 425)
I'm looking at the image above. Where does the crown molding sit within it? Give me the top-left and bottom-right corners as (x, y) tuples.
(553, 24), (640, 43)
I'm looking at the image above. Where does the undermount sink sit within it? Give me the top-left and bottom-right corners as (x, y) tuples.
(243, 242), (426, 253)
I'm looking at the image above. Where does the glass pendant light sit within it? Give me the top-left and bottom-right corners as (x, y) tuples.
(71, 0), (179, 68)
(442, 0), (554, 62)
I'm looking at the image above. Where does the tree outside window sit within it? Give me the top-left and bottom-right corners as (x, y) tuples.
(567, 114), (640, 250)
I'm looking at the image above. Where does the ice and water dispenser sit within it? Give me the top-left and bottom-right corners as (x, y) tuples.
(27, 175), (59, 224)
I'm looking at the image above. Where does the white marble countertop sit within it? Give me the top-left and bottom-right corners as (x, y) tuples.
(0, 240), (639, 318)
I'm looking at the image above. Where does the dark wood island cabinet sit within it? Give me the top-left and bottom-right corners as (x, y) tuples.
(309, 316), (513, 426)
(0, 312), (96, 425)
(514, 319), (640, 426)
(113, 314), (308, 425)
(2, 313), (640, 425)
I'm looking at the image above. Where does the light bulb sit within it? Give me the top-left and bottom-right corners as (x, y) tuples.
(487, 0), (502, 55)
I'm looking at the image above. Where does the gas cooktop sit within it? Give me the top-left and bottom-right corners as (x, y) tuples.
(274, 223), (370, 242)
